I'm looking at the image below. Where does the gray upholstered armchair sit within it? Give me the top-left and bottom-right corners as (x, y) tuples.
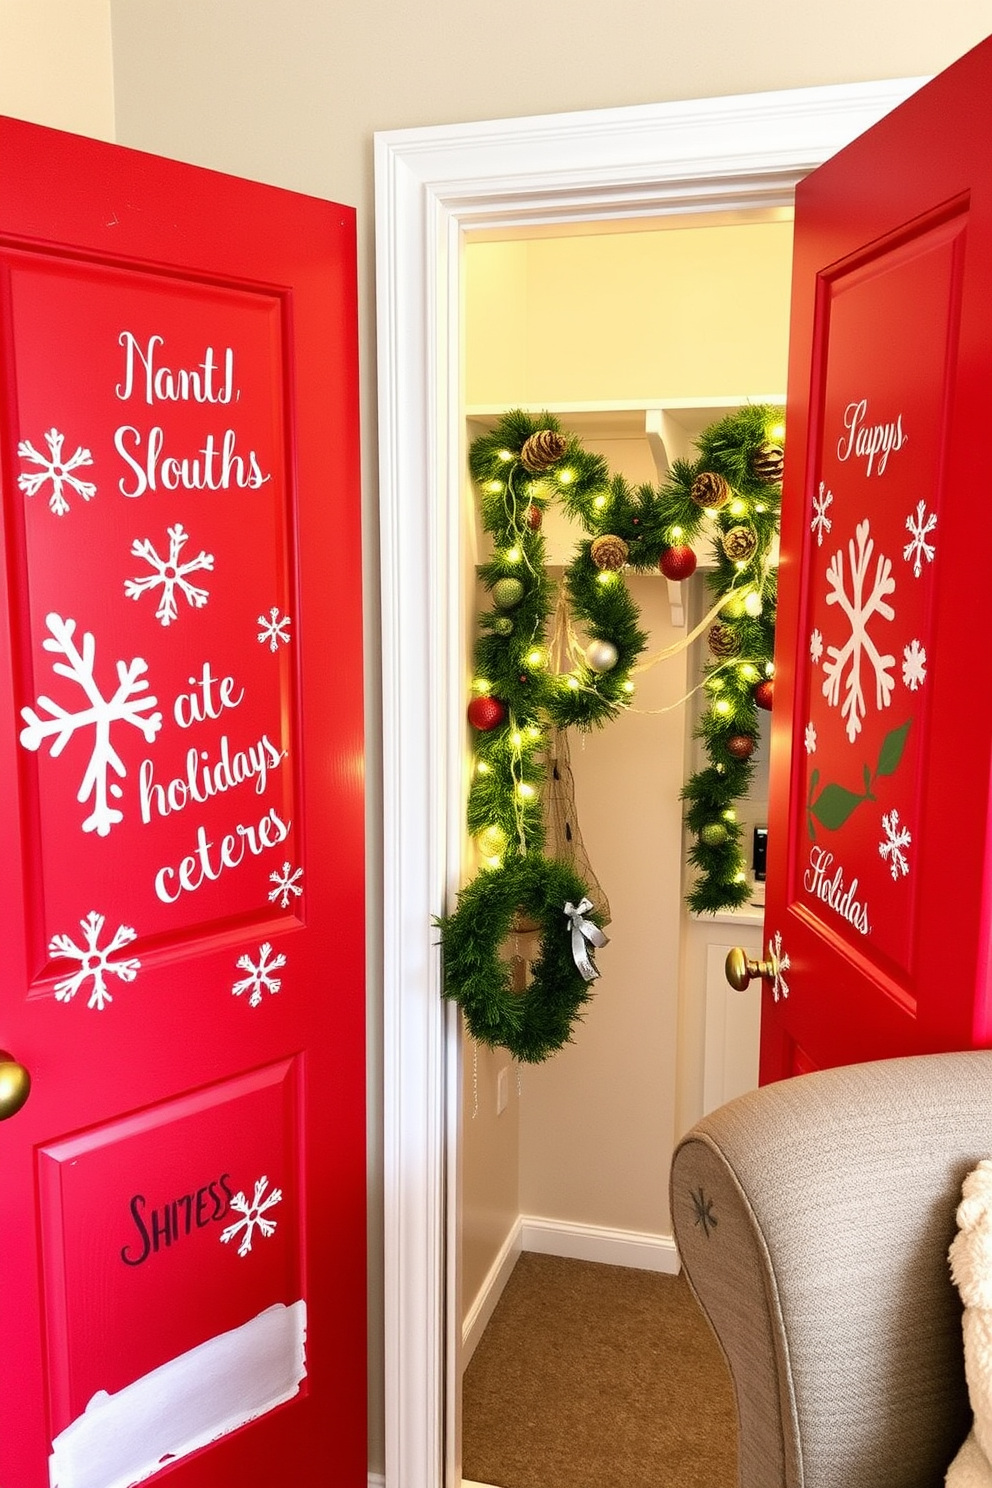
(670, 1050), (992, 1488)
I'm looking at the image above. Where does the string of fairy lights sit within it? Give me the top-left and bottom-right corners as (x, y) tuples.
(437, 405), (783, 1061)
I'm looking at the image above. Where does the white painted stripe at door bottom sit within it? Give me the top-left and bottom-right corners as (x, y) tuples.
(49, 1300), (306, 1488)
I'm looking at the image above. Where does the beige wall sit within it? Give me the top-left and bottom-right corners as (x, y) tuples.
(2, 2), (991, 1476)
(0, 0), (115, 140)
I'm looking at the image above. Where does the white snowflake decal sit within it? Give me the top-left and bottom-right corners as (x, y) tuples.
(902, 639), (927, 692)
(232, 942), (287, 1007)
(804, 722), (817, 755)
(879, 809), (912, 880)
(268, 862), (304, 909)
(19, 613), (162, 836)
(124, 523), (214, 626)
(219, 1175), (283, 1257)
(18, 428), (96, 516)
(811, 482), (833, 547)
(258, 607), (292, 652)
(49, 911), (140, 1010)
(810, 628), (824, 665)
(768, 930), (791, 1003)
(822, 519), (896, 744)
(903, 499), (937, 578)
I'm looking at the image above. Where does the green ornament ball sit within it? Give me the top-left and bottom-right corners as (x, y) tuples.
(492, 615), (514, 636)
(492, 577), (525, 610)
(700, 822), (729, 847)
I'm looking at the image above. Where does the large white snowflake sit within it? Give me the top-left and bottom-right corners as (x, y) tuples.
(268, 862), (304, 909)
(232, 942), (287, 1007)
(902, 639), (927, 692)
(879, 809), (912, 880)
(903, 500), (937, 578)
(49, 911), (140, 1010)
(811, 482), (833, 547)
(258, 607), (292, 652)
(124, 524), (214, 626)
(18, 428), (96, 516)
(19, 613), (162, 836)
(822, 519), (896, 743)
(219, 1175), (283, 1257)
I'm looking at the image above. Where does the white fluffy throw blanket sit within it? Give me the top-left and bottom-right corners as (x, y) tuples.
(948, 1161), (992, 1486)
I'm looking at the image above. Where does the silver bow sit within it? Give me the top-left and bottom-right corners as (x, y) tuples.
(563, 898), (609, 982)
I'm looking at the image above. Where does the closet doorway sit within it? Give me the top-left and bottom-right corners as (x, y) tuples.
(374, 75), (922, 1488)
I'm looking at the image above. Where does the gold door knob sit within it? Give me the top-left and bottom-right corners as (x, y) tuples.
(0, 1050), (31, 1121)
(725, 945), (779, 991)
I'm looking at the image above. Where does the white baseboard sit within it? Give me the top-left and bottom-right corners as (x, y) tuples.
(369, 1475), (386, 1487)
(520, 1214), (680, 1274)
(461, 1215), (523, 1366)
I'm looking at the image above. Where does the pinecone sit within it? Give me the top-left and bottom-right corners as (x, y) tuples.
(520, 429), (567, 472)
(708, 622), (741, 659)
(690, 470), (731, 510)
(752, 441), (784, 483)
(722, 524), (759, 563)
(590, 534), (629, 571)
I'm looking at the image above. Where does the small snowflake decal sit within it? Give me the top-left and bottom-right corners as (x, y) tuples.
(19, 613), (162, 836)
(903, 500), (937, 578)
(804, 722), (817, 754)
(768, 930), (791, 1003)
(232, 942), (287, 1007)
(810, 628), (824, 665)
(18, 428), (96, 516)
(902, 639), (927, 692)
(811, 482), (833, 547)
(125, 524), (215, 626)
(691, 1187), (717, 1239)
(49, 911), (140, 1010)
(879, 809), (912, 880)
(268, 862), (304, 909)
(219, 1175), (283, 1257)
(258, 607), (292, 652)
(822, 519), (896, 743)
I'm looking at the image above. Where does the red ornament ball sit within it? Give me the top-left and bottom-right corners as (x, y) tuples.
(467, 695), (506, 731)
(754, 679), (775, 711)
(526, 503), (543, 531)
(659, 545), (698, 581)
(726, 733), (757, 760)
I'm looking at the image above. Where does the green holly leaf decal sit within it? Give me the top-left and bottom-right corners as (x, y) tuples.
(876, 719), (911, 778)
(810, 783), (867, 831)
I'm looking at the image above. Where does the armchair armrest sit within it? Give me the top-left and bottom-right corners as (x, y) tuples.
(670, 1051), (992, 1488)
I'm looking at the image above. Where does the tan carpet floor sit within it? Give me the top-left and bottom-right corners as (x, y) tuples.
(462, 1253), (737, 1488)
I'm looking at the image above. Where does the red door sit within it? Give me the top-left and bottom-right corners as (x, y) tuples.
(0, 118), (366, 1485)
(762, 34), (992, 1080)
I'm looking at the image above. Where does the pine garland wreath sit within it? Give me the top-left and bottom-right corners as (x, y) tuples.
(437, 854), (604, 1063)
(440, 405), (784, 1060)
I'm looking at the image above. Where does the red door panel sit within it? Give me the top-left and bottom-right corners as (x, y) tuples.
(0, 117), (365, 1486)
(763, 34), (992, 1079)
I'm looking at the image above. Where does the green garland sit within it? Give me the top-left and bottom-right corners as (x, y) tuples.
(440, 406), (783, 1061)
(436, 855), (603, 1064)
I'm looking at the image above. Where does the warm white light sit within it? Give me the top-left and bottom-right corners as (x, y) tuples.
(486, 480), (503, 493)
(517, 782), (536, 800)
(567, 676), (580, 690)
(526, 725), (541, 740)
(594, 494), (608, 509)
(476, 761), (490, 775)
(558, 468), (575, 485)
(507, 547), (521, 563)
(744, 592), (763, 618)
(769, 421), (785, 442)
(715, 700), (732, 716)
(670, 526), (684, 541)
(622, 681), (635, 694)
(739, 663), (759, 682)
(723, 809), (737, 822)
(511, 731), (523, 748)
(765, 661), (776, 677)
(597, 571), (613, 586)
(730, 499), (747, 516)
(526, 649), (544, 668)
(472, 677), (490, 694)
(498, 449), (513, 462)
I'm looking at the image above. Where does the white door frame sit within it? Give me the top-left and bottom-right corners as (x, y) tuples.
(373, 75), (922, 1488)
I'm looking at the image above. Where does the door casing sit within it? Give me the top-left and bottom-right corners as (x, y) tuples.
(373, 76), (923, 1488)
